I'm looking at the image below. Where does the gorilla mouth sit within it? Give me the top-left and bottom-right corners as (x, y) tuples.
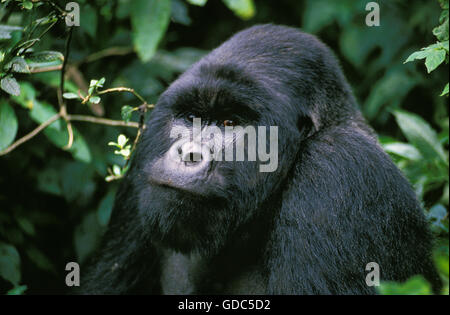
(149, 176), (209, 197)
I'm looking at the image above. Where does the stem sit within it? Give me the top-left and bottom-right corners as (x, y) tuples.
(67, 115), (140, 128)
(58, 26), (74, 150)
(98, 87), (148, 105)
(0, 114), (61, 156)
(30, 65), (62, 73)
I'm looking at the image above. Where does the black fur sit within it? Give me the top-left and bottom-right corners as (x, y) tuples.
(80, 24), (441, 294)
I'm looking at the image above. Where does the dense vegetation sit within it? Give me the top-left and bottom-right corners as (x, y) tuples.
(0, 0), (448, 294)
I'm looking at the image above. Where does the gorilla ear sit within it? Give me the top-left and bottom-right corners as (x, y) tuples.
(297, 114), (316, 140)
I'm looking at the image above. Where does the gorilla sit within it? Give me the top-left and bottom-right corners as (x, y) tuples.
(80, 24), (441, 294)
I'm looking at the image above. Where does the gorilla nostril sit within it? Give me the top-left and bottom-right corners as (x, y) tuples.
(182, 151), (203, 165)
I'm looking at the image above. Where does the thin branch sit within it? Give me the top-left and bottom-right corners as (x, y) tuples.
(0, 113), (141, 156)
(78, 46), (134, 65)
(97, 87), (149, 106)
(0, 114), (61, 156)
(43, 0), (67, 16)
(65, 119), (74, 149)
(67, 115), (140, 128)
(57, 26), (74, 150)
(29, 64), (62, 73)
(125, 104), (147, 166)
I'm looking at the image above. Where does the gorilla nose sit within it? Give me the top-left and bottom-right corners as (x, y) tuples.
(179, 142), (204, 165)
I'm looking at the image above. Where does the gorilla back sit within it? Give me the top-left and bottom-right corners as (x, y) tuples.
(80, 24), (441, 294)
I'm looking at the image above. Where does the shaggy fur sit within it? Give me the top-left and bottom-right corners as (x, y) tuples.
(80, 24), (441, 295)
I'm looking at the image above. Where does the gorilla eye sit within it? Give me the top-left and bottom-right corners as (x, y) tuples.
(223, 120), (234, 127)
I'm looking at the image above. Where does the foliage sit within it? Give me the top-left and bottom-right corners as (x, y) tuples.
(404, 0), (449, 95)
(0, 0), (447, 295)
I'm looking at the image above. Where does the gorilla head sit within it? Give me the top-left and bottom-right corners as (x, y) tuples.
(81, 24), (441, 295)
(133, 24), (358, 254)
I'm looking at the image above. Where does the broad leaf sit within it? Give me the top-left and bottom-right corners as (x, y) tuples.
(222, 0), (255, 20)
(26, 51), (63, 69)
(131, 0), (171, 62)
(394, 110), (448, 165)
(382, 142), (422, 161)
(378, 275), (432, 295)
(424, 48), (446, 73)
(441, 83), (449, 96)
(187, 0), (208, 5)
(1, 76), (20, 96)
(0, 101), (18, 151)
(0, 242), (21, 286)
(121, 105), (134, 123)
(6, 56), (30, 73)
(29, 100), (91, 163)
(0, 25), (22, 40)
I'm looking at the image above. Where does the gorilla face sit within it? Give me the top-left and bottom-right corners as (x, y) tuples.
(133, 63), (303, 254)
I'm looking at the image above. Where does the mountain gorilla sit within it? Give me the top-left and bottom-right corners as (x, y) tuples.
(80, 24), (441, 294)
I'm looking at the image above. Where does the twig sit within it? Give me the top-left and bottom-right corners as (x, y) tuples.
(97, 87), (149, 105)
(124, 104), (148, 166)
(43, 0), (67, 16)
(0, 113), (140, 156)
(78, 46), (134, 65)
(67, 115), (140, 128)
(29, 65), (62, 73)
(57, 26), (74, 149)
(0, 114), (61, 156)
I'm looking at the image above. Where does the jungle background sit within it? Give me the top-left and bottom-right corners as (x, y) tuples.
(0, 0), (448, 295)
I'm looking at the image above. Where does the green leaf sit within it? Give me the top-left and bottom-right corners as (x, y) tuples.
(63, 92), (79, 100)
(97, 189), (116, 226)
(222, 0), (255, 20)
(80, 5), (98, 38)
(61, 162), (96, 202)
(364, 68), (417, 121)
(171, 0), (192, 26)
(382, 142), (422, 161)
(428, 204), (448, 230)
(117, 134), (128, 147)
(113, 164), (121, 176)
(7, 285), (27, 295)
(26, 51), (64, 68)
(16, 216), (35, 236)
(131, 0), (171, 62)
(424, 48), (446, 73)
(441, 83), (449, 96)
(434, 248), (449, 280)
(1, 76), (20, 96)
(21, 1), (33, 10)
(10, 82), (36, 109)
(187, 0), (208, 5)
(433, 16), (449, 41)
(393, 110), (448, 165)
(302, 0), (349, 33)
(6, 56), (30, 73)
(98, 77), (106, 86)
(378, 275), (432, 295)
(26, 247), (55, 273)
(89, 96), (101, 104)
(404, 50), (429, 63)
(0, 25), (22, 40)
(74, 212), (103, 264)
(0, 242), (21, 286)
(121, 105), (134, 123)
(0, 101), (18, 151)
(29, 101), (92, 163)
